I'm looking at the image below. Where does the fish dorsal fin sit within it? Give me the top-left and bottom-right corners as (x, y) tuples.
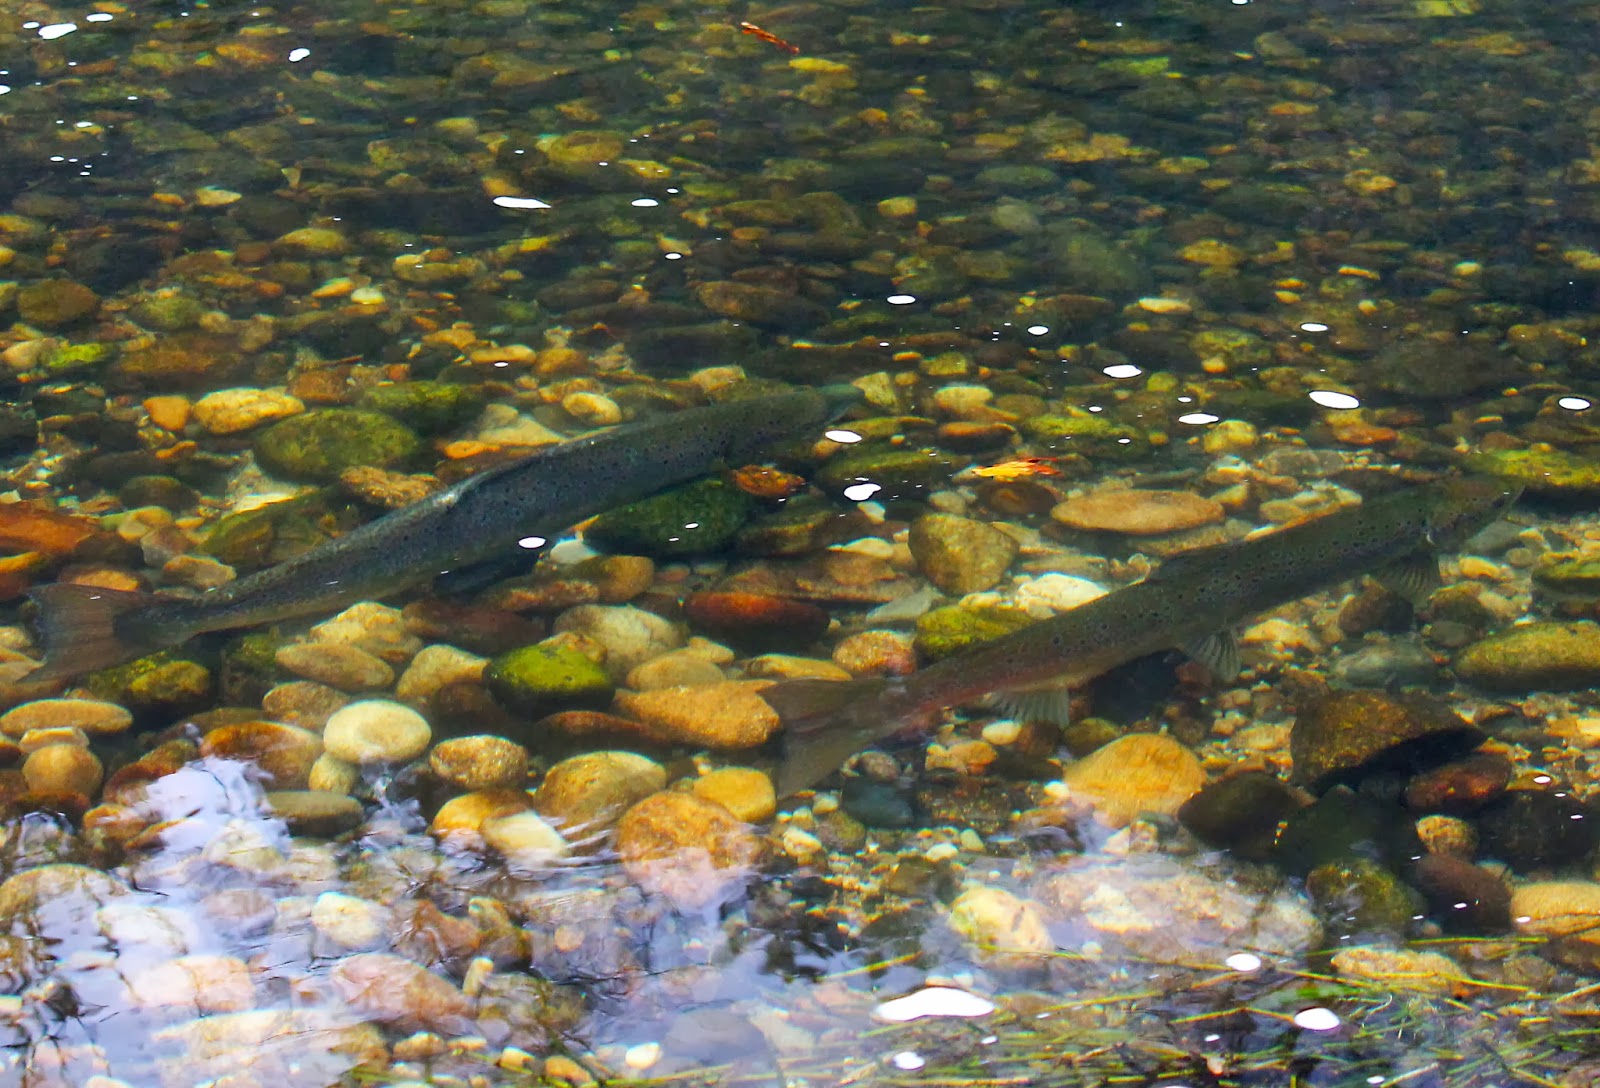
(1373, 551), (1441, 606)
(991, 683), (1075, 726)
(1181, 629), (1242, 681)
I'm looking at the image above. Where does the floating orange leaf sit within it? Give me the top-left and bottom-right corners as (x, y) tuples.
(738, 21), (800, 54)
(731, 464), (806, 499)
(968, 457), (1063, 482)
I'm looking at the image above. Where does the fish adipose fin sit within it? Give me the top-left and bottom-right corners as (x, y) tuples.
(766, 677), (894, 797)
(1181, 629), (1242, 681)
(992, 683), (1075, 725)
(1373, 551), (1441, 606)
(25, 584), (169, 682)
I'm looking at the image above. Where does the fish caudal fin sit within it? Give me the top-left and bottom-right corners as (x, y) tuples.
(25, 584), (170, 682)
(765, 677), (898, 797)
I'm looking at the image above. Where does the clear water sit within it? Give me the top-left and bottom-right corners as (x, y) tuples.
(1, 0), (1599, 1085)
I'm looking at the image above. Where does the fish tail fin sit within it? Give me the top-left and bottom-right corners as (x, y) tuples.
(766, 677), (902, 797)
(25, 584), (171, 681)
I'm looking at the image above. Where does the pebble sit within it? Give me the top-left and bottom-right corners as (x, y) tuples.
(264, 789), (364, 835)
(1051, 489), (1224, 535)
(275, 641), (395, 692)
(430, 735), (529, 791)
(1009, 573), (1108, 617)
(692, 767), (777, 822)
(312, 602), (423, 664)
(198, 721), (322, 789)
(832, 629), (917, 676)
(22, 744), (102, 796)
(1059, 734), (1206, 828)
(312, 892), (392, 952)
(326, 952), (476, 1035)
(932, 384), (996, 419)
(125, 954), (256, 1014)
(1329, 947), (1464, 996)
(614, 791), (763, 909)
(742, 654), (853, 681)
(561, 391), (623, 426)
(308, 753), (360, 795)
(323, 700), (432, 765)
(624, 650), (725, 690)
(261, 681), (351, 731)
(552, 604), (684, 680)
(907, 513), (1019, 595)
(0, 698), (131, 738)
(429, 789), (534, 846)
(191, 388), (304, 434)
(481, 811), (571, 872)
(613, 680), (780, 748)
(946, 886), (1054, 969)
(533, 751), (667, 834)
(1509, 881), (1600, 944)
(780, 826), (825, 860)
(396, 645), (487, 704)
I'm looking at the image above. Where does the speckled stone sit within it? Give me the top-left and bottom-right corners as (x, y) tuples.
(322, 700), (431, 765)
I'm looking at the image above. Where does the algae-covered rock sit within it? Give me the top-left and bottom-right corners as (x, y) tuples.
(914, 604), (1034, 660)
(86, 651), (213, 719)
(202, 494), (337, 572)
(1306, 857), (1426, 937)
(1533, 555), (1600, 603)
(36, 340), (115, 375)
(1464, 446), (1600, 498)
(908, 513), (1018, 595)
(254, 408), (421, 482)
(1454, 621), (1600, 691)
(107, 332), (247, 391)
(1274, 786), (1422, 877)
(1290, 689), (1485, 793)
(130, 295), (207, 332)
(16, 279), (99, 328)
(485, 641), (613, 713)
(1022, 411), (1146, 457)
(357, 381), (487, 433)
(816, 443), (965, 500)
(585, 478), (754, 557)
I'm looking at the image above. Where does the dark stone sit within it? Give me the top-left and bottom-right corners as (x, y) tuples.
(1305, 857), (1425, 938)
(1274, 786), (1423, 877)
(1411, 854), (1511, 933)
(1177, 771), (1306, 860)
(841, 778), (916, 828)
(1290, 689), (1485, 793)
(1404, 751), (1513, 815)
(1476, 789), (1600, 872)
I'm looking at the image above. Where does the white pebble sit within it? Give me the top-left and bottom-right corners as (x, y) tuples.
(322, 700), (431, 765)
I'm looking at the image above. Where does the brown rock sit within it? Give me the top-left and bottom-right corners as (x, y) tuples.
(0, 505), (105, 558)
(612, 680), (779, 748)
(907, 513), (1019, 595)
(1060, 734), (1206, 828)
(684, 591), (830, 653)
(17, 279), (99, 328)
(1291, 690), (1485, 793)
(22, 744), (102, 797)
(429, 789), (532, 846)
(326, 952), (476, 1035)
(198, 721), (322, 788)
(402, 599), (546, 656)
(1404, 751), (1513, 814)
(260, 681), (351, 731)
(1051, 489), (1224, 535)
(692, 767), (777, 823)
(429, 736), (529, 791)
(533, 751), (667, 835)
(126, 954), (255, 1013)
(832, 630), (917, 677)
(1, 698), (132, 738)
(615, 791), (762, 909)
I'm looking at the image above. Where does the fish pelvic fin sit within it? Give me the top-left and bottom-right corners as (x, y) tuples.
(766, 677), (899, 797)
(25, 584), (172, 682)
(992, 683), (1075, 726)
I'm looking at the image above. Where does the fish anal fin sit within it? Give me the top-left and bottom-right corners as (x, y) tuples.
(1373, 551), (1441, 606)
(1181, 628), (1242, 681)
(992, 682), (1075, 726)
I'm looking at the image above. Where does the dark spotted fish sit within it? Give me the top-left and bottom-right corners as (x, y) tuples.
(28, 384), (861, 680)
(768, 476), (1519, 796)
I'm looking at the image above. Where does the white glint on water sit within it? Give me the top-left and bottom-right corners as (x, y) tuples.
(1224, 952), (1262, 972)
(1558, 396), (1592, 411)
(874, 987), (996, 1022)
(1103, 364), (1142, 378)
(1293, 1007), (1341, 1031)
(886, 294), (917, 305)
(39, 22), (77, 39)
(1309, 390), (1360, 410)
(843, 482), (882, 501)
(517, 536), (547, 550)
(493, 195), (552, 210)
(891, 1053), (925, 1071)
(287, 47), (311, 62)
(630, 197), (659, 207)
(1298, 321), (1329, 333)
(1178, 412), (1220, 425)
(825, 429), (863, 443)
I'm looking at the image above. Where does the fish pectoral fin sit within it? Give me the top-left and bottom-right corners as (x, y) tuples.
(432, 548), (548, 597)
(1181, 628), (1242, 681)
(991, 683), (1075, 725)
(1372, 551), (1441, 606)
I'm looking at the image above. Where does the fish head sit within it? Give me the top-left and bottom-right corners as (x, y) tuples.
(1425, 474), (1521, 548)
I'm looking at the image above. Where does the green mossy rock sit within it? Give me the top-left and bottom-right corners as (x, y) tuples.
(1533, 555), (1600, 603)
(36, 341), (115, 375)
(485, 642), (613, 713)
(1464, 446), (1600, 498)
(357, 381), (487, 433)
(1454, 621), (1600, 692)
(913, 604), (1035, 660)
(1022, 411), (1146, 458)
(130, 295), (207, 332)
(815, 443), (965, 500)
(86, 651), (212, 720)
(202, 494), (339, 572)
(16, 279), (100, 328)
(1306, 857), (1426, 937)
(586, 478), (755, 557)
(254, 408), (421, 482)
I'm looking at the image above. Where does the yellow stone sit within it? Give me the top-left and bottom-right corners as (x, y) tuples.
(1060, 734), (1205, 828)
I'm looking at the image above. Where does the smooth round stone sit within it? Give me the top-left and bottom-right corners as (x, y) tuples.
(1051, 489), (1224, 535)
(307, 753), (359, 795)
(1510, 881), (1600, 944)
(534, 751), (667, 834)
(947, 885), (1054, 970)
(323, 700), (432, 766)
(312, 891), (391, 952)
(326, 952), (475, 1035)
(22, 744), (102, 797)
(481, 810), (570, 872)
(1060, 734), (1206, 828)
(125, 954), (256, 1013)
(612, 681), (780, 748)
(275, 641), (395, 692)
(692, 767), (777, 823)
(395, 645), (487, 704)
(261, 681), (351, 731)
(198, 721), (322, 788)
(191, 387), (304, 435)
(428, 735), (528, 791)
(0, 698), (132, 738)
(614, 791), (762, 910)
(429, 789), (533, 846)
(263, 790), (364, 836)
